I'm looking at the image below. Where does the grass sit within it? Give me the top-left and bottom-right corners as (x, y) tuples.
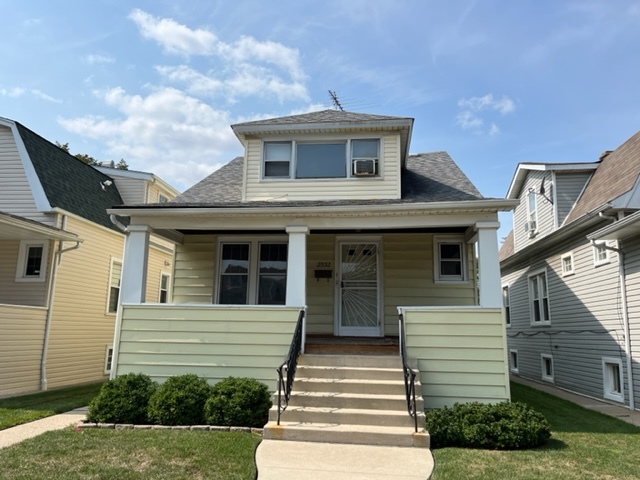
(0, 382), (102, 430)
(0, 429), (260, 480)
(431, 382), (640, 480)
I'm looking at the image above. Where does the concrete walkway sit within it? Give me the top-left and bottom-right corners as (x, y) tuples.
(0, 407), (88, 449)
(512, 376), (640, 427)
(256, 440), (434, 480)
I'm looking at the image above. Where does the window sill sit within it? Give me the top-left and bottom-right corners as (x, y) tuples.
(434, 279), (469, 284)
(541, 376), (555, 383)
(260, 176), (384, 182)
(562, 271), (575, 277)
(530, 321), (551, 327)
(510, 368), (519, 374)
(604, 392), (624, 403)
(15, 276), (46, 283)
(594, 260), (610, 267)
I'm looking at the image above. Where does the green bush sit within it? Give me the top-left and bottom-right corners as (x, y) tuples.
(147, 374), (213, 425)
(425, 401), (551, 450)
(204, 377), (272, 428)
(86, 373), (157, 424)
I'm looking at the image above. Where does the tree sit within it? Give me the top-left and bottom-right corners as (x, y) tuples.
(55, 141), (70, 153)
(115, 159), (129, 170)
(55, 141), (128, 169)
(74, 153), (100, 166)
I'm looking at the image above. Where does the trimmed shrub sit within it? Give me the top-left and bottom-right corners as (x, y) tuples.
(86, 373), (157, 424)
(204, 377), (272, 428)
(147, 374), (213, 426)
(426, 401), (551, 450)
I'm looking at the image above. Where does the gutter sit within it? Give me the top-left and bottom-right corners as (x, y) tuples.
(40, 215), (82, 391)
(109, 214), (127, 232)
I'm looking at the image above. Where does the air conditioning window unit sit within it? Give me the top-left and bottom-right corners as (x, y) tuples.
(524, 220), (537, 237)
(352, 158), (377, 176)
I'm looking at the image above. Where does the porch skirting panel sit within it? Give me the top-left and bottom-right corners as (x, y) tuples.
(400, 307), (510, 409)
(114, 304), (302, 390)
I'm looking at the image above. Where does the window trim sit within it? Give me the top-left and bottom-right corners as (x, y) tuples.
(510, 349), (519, 373)
(158, 193), (169, 203)
(602, 357), (624, 403)
(561, 251), (575, 276)
(261, 137), (382, 181)
(215, 237), (288, 305)
(502, 284), (511, 327)
(159, 271), (171, 304)
(541, 353), (554, 382)
(15, 240), (49, 282)
(104, 345), (114, 374)
(593, 241), (610, 267)
(528, 268), (551, 325)
(433, 236), (467, 283)
(106, 258), (122, 315)
(527, 190), (538, 233)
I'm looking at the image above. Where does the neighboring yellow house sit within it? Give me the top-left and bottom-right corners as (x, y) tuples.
(109, 110), (517, 447)
(0, 117), (179, 397)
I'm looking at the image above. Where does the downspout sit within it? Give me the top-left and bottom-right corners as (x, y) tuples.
(40, 215), (81, 391)
(110, 214), (127, 232)
(108, 214), (127, 380)
(591, 236), (635, 410)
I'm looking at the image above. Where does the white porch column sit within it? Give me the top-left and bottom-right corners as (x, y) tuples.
(476, 221), (502, 308)
(285, 225), (309, 306)
(120, 225), (150, 304)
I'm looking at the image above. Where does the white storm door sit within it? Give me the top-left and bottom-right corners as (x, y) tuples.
(338, 241), (382, 337)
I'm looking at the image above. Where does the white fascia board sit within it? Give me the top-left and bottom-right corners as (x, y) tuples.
(588, 209), (640, 241)
(232, 119), (414, 138)
(151, 176), (181, 197)
(0, 118), (52, 212)
(95, 166), (153, 181)
(0, 212), (81, 242)
(506, 162), (599, 199)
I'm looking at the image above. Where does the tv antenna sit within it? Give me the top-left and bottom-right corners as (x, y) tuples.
(328, 90), (344, 111)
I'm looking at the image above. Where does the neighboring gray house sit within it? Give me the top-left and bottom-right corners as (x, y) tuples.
(500, 130), (640, 411)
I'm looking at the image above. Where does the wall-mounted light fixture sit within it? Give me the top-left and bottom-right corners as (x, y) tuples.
(100, 180), (113, 191)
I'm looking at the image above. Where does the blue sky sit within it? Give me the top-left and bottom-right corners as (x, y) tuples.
(2, 1), (640, 240)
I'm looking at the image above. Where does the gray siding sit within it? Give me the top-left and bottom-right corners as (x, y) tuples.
(620, 234), (640, 408)
(555, 172), (592, 226)
(513, 171), (555, 252)
(503, 232), (632, 406)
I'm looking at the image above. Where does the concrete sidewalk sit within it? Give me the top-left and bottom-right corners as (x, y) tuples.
(256, 440), (434, 480)
(512, 376), (640, 427)
(0, 407), (88, 449)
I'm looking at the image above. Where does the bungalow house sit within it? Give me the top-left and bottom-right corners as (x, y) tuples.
(500, 129), (640, 412)
(0, 117), (179, 396)
(109, 110), (516, 446)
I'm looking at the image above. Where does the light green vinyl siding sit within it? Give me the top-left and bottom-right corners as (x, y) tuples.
(115, 305), (301, 389)
(402, 307), (510, 409)
(173, 235), (216, 304)
(305, 235), (335, 334)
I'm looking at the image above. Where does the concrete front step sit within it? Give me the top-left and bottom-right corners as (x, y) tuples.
(299, 354), (410, 369)
(288, 391), (423, 411)
(293, 377), (406, 395)
(263, 421), (430, 448)
(270, 405), (425, 428)
(296, 365), (404, 381)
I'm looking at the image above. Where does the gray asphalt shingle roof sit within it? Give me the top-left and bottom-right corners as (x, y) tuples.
(232, 109), (412, 128)
(15, 123), (125, 232)
(170, 151), (482, 206)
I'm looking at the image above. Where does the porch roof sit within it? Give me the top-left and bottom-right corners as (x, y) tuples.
(0, 211), (82, 242)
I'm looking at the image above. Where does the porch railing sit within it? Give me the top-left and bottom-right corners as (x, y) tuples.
(398, 313), (418, 433)
(276, 308), (305, 425)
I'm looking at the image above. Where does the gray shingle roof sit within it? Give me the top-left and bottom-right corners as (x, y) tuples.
(171, 151), (482, 206)
(232, 109), (412, 128)
(15, 123), (125, 232)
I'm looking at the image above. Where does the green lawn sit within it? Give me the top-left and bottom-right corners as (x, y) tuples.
(432, 382), (640, 480)
(0, 383), (102, 430)
(0, 429), (260, 480)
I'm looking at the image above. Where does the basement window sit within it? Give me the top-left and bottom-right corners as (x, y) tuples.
(602, 357), (624, 403)
(541, 354), (554, 382)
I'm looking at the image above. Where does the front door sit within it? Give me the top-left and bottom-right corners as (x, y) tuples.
(337, 241), (382, 337)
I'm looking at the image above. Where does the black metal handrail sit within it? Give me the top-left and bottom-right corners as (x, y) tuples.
(398, 313), (418, 432)
(276, 309), (305, 425)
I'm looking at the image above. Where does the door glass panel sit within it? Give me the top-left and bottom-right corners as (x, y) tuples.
(340, 243), (378, 329)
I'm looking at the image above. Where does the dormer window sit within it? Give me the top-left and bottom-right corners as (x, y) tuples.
(262, 139), (379, 179)
(527, 190), (537, 233)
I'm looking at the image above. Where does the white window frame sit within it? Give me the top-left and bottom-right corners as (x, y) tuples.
(433, 236), (467, 283)
(502, 285), (511, 327)
(15, 240), (49, 282)
(510, 349), (519, 373)
(104, 345), (114, 374)
(215, 237), (288, 305)
(561, 251), (575, 276)
(593, 241), (610, 266)
(159, 272), (171, 303)
(527, 190), (538, 232)
(602, 357), (624, 403)
(528, 268), (551, 325)
(261, 137), (381, 180)
(106, 258), (122, 315)
(541, 353), (554, 382)
(158, 193), (169, 203)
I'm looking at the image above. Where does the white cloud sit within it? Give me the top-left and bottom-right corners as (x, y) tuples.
(457, 94), (515, 114)
(30, 89), (62, 103)
(1, 87), (26, 97)
(1, 87), (61, 103)
(58, 87), (239, 189)
(84, 54), (115, 65)
(155, 65), (224, 97)
(456, 111), (483, 130)
(456, 93), (514, 135)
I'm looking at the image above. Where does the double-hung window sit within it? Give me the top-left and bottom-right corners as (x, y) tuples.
(159, 273), (171, 303)
(434, 238), (465, 282)
(262, 139), (379, 179)
(593, 242), (609, 266)
(218, 240), (287, 305)
(529, 269), (550, 324)
(16, 240), (48, 282)
(527, 191), (537, 232)
(561, 252), (574, 276)
(107, 259), (122, 314)
(503, 286), (511, 326)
